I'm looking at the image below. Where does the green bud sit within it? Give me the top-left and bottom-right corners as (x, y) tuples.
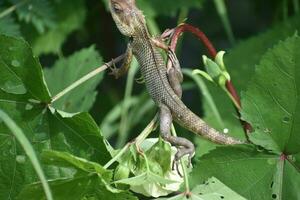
(218, 75), (227, 88)
(114, 164), (130, 181)
(215, 51), (226, 71)
(192, 69), (214, 82)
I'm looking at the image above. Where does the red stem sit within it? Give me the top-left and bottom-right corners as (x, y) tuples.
(169, 23), (252, 134)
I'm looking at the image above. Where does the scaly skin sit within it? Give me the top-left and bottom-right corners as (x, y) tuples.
(109, 0), (244, 161)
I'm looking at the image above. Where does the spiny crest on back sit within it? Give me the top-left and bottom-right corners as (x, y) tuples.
(109, 0), (146, 37)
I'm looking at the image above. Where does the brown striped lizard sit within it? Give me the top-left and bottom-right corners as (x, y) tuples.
(108, 0), (245, 164)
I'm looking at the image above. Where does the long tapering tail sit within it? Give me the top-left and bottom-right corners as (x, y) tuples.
(169, 99), (245, 145)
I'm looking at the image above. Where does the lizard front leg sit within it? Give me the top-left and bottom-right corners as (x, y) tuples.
(159, 104), (195, 166)
(109, 43), (133, 79)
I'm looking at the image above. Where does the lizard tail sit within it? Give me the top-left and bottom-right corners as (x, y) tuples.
(170, 102), (244, 145)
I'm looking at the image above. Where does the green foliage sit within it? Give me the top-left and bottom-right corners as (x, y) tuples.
(195, 14), (300, 158)
(0, 109), (52, 200)
(0, 34), (51, 100)
(44, 46), (103, 113)
(190, 146), (279, 199)
(11, 0), (55, 34)
(1, 1), (300, 199)
(19, 150), (136, 200)
(29, 0), (86, 55)
(0, 0), (86, 55)
(158, 177), (246, 200)
(190, 35), (300, 200)
(0, 35), (110, 199)
(0, 15), (21, 36)
(113, 138), (182, 197)
(226, 15), (300, 91)
(136, 0), (203, 17)
(242, 36), (300, 154)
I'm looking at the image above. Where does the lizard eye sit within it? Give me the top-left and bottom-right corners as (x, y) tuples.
(113, 4), (122, 13)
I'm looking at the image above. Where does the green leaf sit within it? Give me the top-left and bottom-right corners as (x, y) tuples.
(19, 155), (137, 200)
(225, 15), (300, 92)
(18, 175), (98, 200)
(190, 145), (300, 200)
(44, 46), (103, 113)
(0, 35), (110, 199)
(0, 15), (21, 37)
(18, 174), (138, 200)
(0, 106), (111, 198)
(146, 138), (172, 174)
(0, 34), (51, 102)
(241, 35), (300, 154)
(0, 109), (53, 200)
(47, 111), (111, 165)
(30, 0), (86, 55)
(158, 177), (246, 200)
(42, 150), (112, 181)
(196, 15), (300, 157)
(11, 0), (55, 33)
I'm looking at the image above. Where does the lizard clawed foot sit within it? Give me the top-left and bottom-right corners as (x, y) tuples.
(160, 28), (175, 40)
(108, 59), (121, 79)
(172, 145), (195, 176)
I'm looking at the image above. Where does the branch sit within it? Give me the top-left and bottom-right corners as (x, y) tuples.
(168, 23), (252, 134)
(51, 54), (125, 103)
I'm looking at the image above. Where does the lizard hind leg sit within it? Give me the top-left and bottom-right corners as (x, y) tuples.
(159, 104), (195, 168)
(166, 50), (183, 98)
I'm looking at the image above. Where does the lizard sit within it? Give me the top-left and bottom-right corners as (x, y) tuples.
(108, 0), (245, 163)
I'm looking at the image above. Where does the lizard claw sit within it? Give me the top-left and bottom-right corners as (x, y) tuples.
(172, 145), (195, 174)
(160, 28), (175, 40)
(172, 159), (183, 177)
(108, 59), (120, 79)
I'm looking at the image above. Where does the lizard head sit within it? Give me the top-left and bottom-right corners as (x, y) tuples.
(109, 0), (146, 37)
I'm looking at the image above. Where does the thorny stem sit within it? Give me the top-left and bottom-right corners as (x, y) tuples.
(168, 23), (252, 134)
(104, 114), (158, 169)
(51, 54), (125, 103)
(171, 124), (190, 194)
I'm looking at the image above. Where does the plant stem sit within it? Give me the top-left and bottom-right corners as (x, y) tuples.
(117, 60), (138, 147)
(224, 87), (241, 110)
(177, 8), (189, 24)
(213, 0), (235, 45)
(51, 54), (125, 103)
(0, 110), (53, 200)
(171, 124), (190, 193)
(104, 114), (158, 169)
(0, 1), (26, 19)
(135, 114), (158, 147)
(103, 142), (131, 169)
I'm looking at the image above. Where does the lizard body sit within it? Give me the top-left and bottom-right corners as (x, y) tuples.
(109, 0), (244, 160)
